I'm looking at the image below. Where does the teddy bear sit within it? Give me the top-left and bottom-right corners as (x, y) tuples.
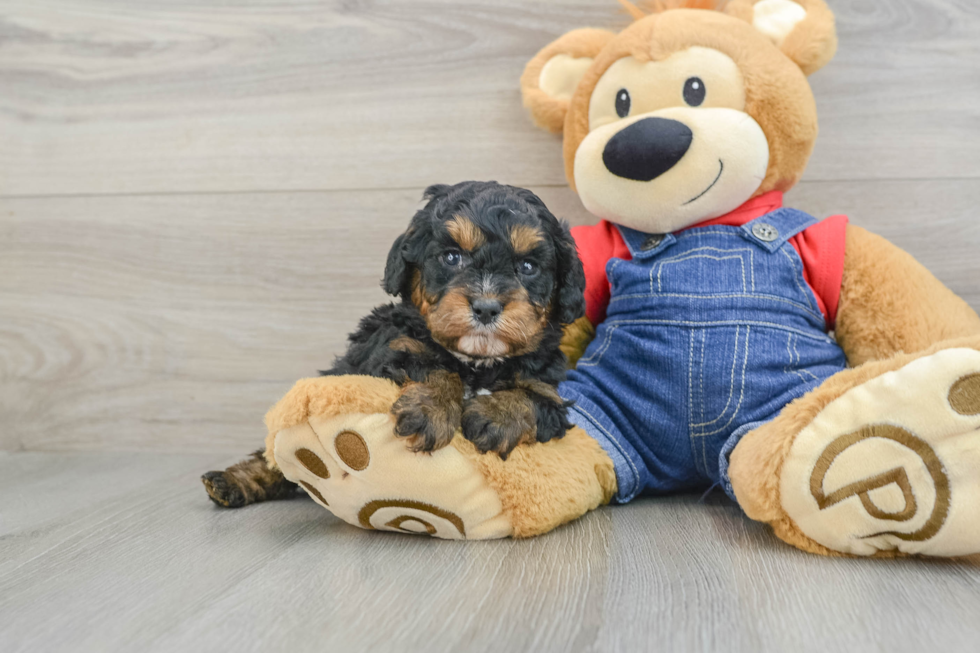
(260, 0), (980, 557)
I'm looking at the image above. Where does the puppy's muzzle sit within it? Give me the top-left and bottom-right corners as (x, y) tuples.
(470, 297), (503, 326)
(602, 117), (693, 182)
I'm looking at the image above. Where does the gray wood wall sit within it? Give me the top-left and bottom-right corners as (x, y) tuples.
(2, 0), (979, 453)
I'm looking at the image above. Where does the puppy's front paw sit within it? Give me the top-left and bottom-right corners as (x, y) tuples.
(532, 399), (573, 444)
(462, 392), (536, 459)
(391, 383), (461, 452)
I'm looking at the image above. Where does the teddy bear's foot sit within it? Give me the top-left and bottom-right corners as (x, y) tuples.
(273, 411), (514, 539)
(264, 375), (617, 539)
(749, 346), (980, 557)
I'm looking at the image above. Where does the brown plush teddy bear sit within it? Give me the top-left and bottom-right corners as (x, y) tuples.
(260, 0), (980, 557)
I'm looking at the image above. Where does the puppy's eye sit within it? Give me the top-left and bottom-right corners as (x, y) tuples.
(683, 77), (705, 107)
(518, 260), (538, 276)
(615, 89), (631, 118)
(441, 251), (463, 267)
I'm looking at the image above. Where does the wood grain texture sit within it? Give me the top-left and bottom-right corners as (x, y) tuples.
(3, 179), (979, 452)
(3, 2), (980, 651)
(1, 451), (979, 653)
(1, 0), (978, 197)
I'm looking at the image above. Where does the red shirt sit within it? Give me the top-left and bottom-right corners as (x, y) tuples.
(571, 191), (849, 329)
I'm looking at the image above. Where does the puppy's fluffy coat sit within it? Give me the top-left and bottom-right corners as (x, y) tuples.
(203, 181), (586, 507)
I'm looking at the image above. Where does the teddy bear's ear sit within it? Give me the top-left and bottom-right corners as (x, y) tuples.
(726, 0), (837, 75)
(521, 28), (616, 134)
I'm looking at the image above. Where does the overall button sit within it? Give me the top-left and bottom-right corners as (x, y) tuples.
(641, 234), (665, 250)
(752, 222), (779, 242)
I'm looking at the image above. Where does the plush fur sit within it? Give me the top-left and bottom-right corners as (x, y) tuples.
(452, 425), (617, 538)
(204, 181), (587, 507)
(558, 315), (596, 367)
(517, 0), (980, 556)
(520, 0), (830, 209)
(329, 181), (587, 457)
(209, 0), (980, 554)
(729, 334), (980, 557)
(262, 373), (617, 537)
(726, 226), (980, 555)
(835, 226), (980, 366)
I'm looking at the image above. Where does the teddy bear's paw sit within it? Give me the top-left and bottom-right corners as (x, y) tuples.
(271, 412), (513, 540)
(780, 348), (980, 557)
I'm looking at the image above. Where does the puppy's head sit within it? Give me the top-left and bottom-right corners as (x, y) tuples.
(384, 181), (585, 361)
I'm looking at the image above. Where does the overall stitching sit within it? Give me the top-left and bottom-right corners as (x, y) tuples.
(560, 209), (848, 502)
(577, 325), (619, 367)
(653, 247), (755, 293)
(603, 318), (834, 343)
(779, 246), (819, 312)
(691, 326), (741, 430)
(693, 326), (751, 437)
(608, 292), (824, 324)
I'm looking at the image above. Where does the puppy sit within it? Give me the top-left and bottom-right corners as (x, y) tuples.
(202, 181), (586, 507)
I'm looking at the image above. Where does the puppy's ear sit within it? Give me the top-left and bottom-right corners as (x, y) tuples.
(385, 187), (446, 298)
(422, 184), (451, 201)
(552, 221), (587, 325)
(382, 231), (412, 298)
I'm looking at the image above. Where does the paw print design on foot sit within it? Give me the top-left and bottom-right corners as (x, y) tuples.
(780, 348), (980, 556)
(266, 376), (513, 540)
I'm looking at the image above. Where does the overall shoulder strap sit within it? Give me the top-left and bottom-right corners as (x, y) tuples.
(741, 208), (818, 252)
(614, 224), (677, 260)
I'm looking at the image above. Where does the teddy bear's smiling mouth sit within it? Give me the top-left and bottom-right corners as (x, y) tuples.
(683, 159), (724, 206)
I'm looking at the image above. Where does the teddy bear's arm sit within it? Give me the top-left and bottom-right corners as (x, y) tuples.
(560, 316), (596, 368)
(835, 224), (980, 366)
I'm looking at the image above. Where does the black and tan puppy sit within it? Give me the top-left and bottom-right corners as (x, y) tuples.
(203, 181), (586, 507)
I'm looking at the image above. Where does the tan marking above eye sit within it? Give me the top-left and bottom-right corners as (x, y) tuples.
(509, 224), (544, 254)
(446, 214), (486, 251)
(588, 47), (746, 131)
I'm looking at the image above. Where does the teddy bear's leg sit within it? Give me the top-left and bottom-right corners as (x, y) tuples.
(264, 375), (617, 539)
(729, 335), (980, 557)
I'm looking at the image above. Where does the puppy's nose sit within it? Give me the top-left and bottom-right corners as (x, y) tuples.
(602, 117), (693, 182)
(471, 298), (502, 325)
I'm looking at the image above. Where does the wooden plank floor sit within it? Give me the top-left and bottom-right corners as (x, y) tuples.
(3, 451), (980, 653)
(2, 0), (980, 650)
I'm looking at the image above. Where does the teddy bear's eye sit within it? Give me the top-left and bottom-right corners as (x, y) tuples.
(683, 77), (706, 107)
(615, 89), (631, 118)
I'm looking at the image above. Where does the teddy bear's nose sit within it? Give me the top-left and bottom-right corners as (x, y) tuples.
(602, 117), (693, 182)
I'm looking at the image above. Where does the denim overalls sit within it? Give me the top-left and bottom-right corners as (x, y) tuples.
(559, 208), (848, 503)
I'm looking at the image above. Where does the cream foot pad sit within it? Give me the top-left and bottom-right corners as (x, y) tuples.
(273, 412), (513, 540)
(781, 348), (980, 556)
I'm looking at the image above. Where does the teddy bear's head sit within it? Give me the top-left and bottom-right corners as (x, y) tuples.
(521, 0), (837, 234)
